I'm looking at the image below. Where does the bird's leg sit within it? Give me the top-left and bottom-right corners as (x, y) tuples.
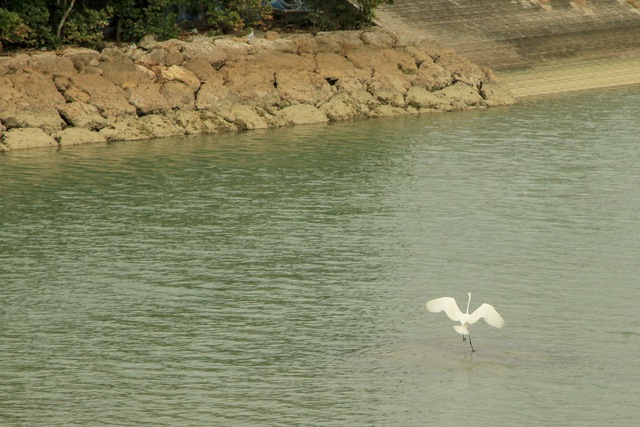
(468, 333), (475, 352)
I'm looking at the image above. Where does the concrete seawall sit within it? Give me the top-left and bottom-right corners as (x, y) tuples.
(377, 0), (640, 97)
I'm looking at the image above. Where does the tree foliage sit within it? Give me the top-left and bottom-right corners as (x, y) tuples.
(0, 0), (392, 50)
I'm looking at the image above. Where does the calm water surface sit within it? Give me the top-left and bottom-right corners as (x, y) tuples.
(1, 87), (639, 426)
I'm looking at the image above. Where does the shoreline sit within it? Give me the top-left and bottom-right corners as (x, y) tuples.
(0, 28), (516, 152)
(495, 56), (640, 99)
(2, 26), (639, 153)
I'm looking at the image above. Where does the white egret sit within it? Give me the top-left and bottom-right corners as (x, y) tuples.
(426, 292), (504, 352)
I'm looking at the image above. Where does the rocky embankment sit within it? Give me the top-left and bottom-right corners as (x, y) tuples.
(0, 28), (515, 151)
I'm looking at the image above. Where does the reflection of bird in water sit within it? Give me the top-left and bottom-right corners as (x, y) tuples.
(246, 28), (254, 44)
(426, 292), (504, 352)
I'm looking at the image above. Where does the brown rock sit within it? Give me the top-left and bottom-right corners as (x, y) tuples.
(138, 114), (184, 138)
(316, 52), (368, 82)
(214, 38), (255, 59)
(195, 80), (235, 112)
(57, 102), (107, 130)
(3, 128), (58, 150)
(70, 74), (137, 117)
(319, 95), (361, 121)
(217, 105), (268, 130)
(413, 59), (452, 91)
(55, 127), (107, 146)
(435, 82), (485, 110)
(165, 50), (184, 66)
(159, 65), (201, 91)
(170, 110), (236, 134)
(138, 48), (168, 66)
(161, 81), (196, 110)
(276, 69), (333, 105)
(4, 72), (66, 110)
(0, 54), (30, 73)
(28, 53), (77, 77)
(315, 31), (363, 54)
(360, 28), (397, 49)
(182, 58), (217, 82)
(63, 86), (92, 104)
(99, 117), (149, 142)
(181, 39), (227, 68)
(383, 49), (418, 74)
(405, 86), (448, 110)
(435, 50), (485, 88)
(125, 83), (172, 115)
(345, 47), (387, 70)
(0, 109), (65, 134)
(62, 47), (100, 72)
(277, 104), (329, 125)
(99, 47), (132, 63)
(369, 104), (407, 117)
(479, 82), (517, 106)
(292, 34), (319, 55)
(99, 61), (155, 86)
(402, 46), (432, 67)
(251, 38), (297, 54)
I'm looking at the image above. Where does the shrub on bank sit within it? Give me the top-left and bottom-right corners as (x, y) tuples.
(0, 0), (393, 51)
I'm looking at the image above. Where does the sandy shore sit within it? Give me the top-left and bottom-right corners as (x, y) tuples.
(495, 55), (640, 98)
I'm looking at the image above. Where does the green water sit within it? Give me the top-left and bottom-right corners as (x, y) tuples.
(1, 87), (639, 426)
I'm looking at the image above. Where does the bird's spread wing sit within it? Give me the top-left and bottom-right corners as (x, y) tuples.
(468, 303), (504, 328)
(426, 297), (464, 322)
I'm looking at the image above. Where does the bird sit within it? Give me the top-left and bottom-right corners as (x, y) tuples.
(246, 28), (254, 44)
(426, 292), (504, 352)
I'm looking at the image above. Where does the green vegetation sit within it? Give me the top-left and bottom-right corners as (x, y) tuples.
(0, 0), (393, 51)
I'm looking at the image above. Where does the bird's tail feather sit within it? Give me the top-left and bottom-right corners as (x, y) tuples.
(453, 325), (468, 335)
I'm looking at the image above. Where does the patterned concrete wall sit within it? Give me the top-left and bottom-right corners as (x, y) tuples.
(377, 0), (640, 71)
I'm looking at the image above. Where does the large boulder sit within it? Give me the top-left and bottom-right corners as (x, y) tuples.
(161, 81), (196, 110)
(275, 69), (333, 105)
(345, 46), (387, 71)
(2, 72), (66, 110)
(125, 83), (172, 115)
(28, 52), (77, 77)
(413, 59), (452, 91)
(99, 61), (155, 86)
(170, 110), (236, 134)
(0, 109), (65, 134)
(55, 127), (107, 146)
(277, 104), (329, 125)
(158, 65), (201, 91)
(223, 63), (280, 106)
(2, 128), (58, 150)
(435, 50), (485, 88)
(62, 47), (100, 72)
(435, 82), (485, 110)
(405, 86), (449, 111)
(138, 114), (184, 138)
(195, 80), (236, 111)
(320, 95), (362, 121)
(181, 58), (218, 82)
(315, 31), (364, 54)
(56, 102), (107, 130)
(316, 52), (368, 82)
(69, 74), (137, 118)
(479, 82), (517, 106)
(360, 28), (397, 49)
(181, 39), (227, 68)
(99, 116), (149, 141)
(217, 105), (269, 130)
